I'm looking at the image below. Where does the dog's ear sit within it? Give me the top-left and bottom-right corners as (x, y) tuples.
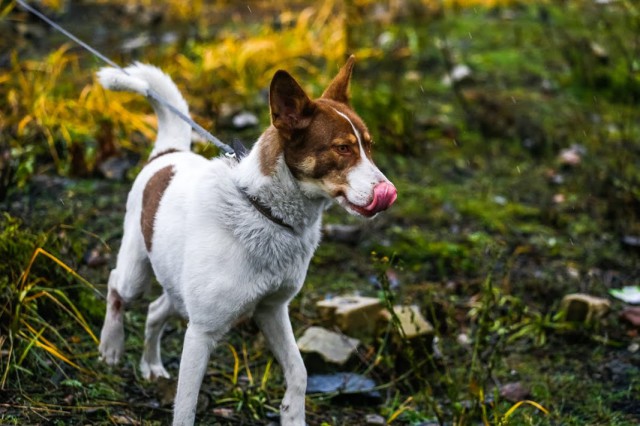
(270, 70), (316, 139)
(321, 55), (355, 104)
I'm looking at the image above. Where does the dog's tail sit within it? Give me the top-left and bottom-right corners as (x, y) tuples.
(98, 63), (191, 156)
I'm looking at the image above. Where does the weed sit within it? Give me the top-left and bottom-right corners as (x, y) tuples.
(0, 215), (100, 388)
(213, 342), (279, 421)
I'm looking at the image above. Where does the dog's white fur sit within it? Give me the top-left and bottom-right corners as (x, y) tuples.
(97, 61), (395, 425)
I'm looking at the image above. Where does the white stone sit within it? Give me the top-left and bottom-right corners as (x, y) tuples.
(297, 326), (360, 365)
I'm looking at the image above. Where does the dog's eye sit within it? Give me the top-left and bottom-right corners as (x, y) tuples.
(335, 145), (351, 155)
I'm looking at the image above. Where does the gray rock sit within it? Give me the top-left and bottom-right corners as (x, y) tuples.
(322, 223), (362, 244)
(297, 326), (360, 366)
(365, 413), (386, 425)
(121, 33), (151, 52)
(232, 111), (259, 129)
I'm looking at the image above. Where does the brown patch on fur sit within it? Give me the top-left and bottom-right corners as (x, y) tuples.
(108, 287), (123, 317)
(113, 297), (122, 312)
(141, 165), (175, 251)
(258, 127), (283, 176)
(147, 148), (180, 164)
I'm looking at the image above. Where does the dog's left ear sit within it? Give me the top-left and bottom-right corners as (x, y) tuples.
(321, 55), (356, 104)
(270, 70), (316, 139)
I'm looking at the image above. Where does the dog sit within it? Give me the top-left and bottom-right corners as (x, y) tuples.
(96, 56), (397, 425)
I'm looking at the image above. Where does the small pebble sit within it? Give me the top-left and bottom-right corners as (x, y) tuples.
(457, 333), (470, 347)
(365, 413), (386, 425)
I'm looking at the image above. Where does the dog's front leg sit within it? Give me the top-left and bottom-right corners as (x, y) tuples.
(173, 324), (214, 426)
(254, 304), (306, 426)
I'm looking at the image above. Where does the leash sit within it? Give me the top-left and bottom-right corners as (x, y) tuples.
(16, 0), (239, 159)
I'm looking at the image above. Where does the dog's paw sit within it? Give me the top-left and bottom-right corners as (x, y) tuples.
(140, 360), (171, 381)
(98, 338), (124, 365)
(98, 321), (125, 365)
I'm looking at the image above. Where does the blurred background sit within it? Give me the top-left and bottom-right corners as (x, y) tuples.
(1, 0), (639, 424)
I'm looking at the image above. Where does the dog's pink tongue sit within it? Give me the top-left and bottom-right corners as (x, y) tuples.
(364, 182), (397, 215)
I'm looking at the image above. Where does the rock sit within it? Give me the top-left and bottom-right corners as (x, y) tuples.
(365, 413), (386, 425)
(97, 156), (134, 181)
(317, 296), (383, 338)
(493, 195), (507, 205)
(590, 41), (608, 62)
(122, 33), (151, 52)
(499, 381), (530, 402)
(306, 372), (381, 403)
(620, 307), (640, 328)
(231, 111), (259, 129)
(558, 144), (586, 166)
(622, 235), (640, 249)
(566, 266), (580, 280)
(456, 332), (470, 347)
(322, 224), (362, 244)
(553, 193), (565, 204)
(442, 64), (472, 86)
(297, 326), (360, 369)
(560, 293), (610, 323)
(379, 305), (434, 340)
(212, 407), (235, 419)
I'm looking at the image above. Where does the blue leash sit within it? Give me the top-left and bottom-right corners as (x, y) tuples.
(16, 0), (239, 159)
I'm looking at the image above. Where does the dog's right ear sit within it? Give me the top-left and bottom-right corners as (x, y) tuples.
(269, 70), (316, 139)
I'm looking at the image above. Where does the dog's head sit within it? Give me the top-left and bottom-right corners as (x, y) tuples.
(266, 55), (397, 218)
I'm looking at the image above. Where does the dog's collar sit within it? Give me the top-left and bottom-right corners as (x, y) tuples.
(240, 188), (295, 233)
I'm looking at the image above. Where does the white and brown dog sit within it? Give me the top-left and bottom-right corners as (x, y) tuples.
(97, 56), (396, 425)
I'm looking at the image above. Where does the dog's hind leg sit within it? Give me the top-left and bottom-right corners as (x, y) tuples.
(99, 229), (152, 365)
(98, 270), (126, 365)
(140, 292), (175, 380)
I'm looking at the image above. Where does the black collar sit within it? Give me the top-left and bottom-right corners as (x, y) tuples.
(241, 189), (295, 233)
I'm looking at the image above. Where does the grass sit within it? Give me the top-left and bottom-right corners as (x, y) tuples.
(1, 0), (640, 424)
